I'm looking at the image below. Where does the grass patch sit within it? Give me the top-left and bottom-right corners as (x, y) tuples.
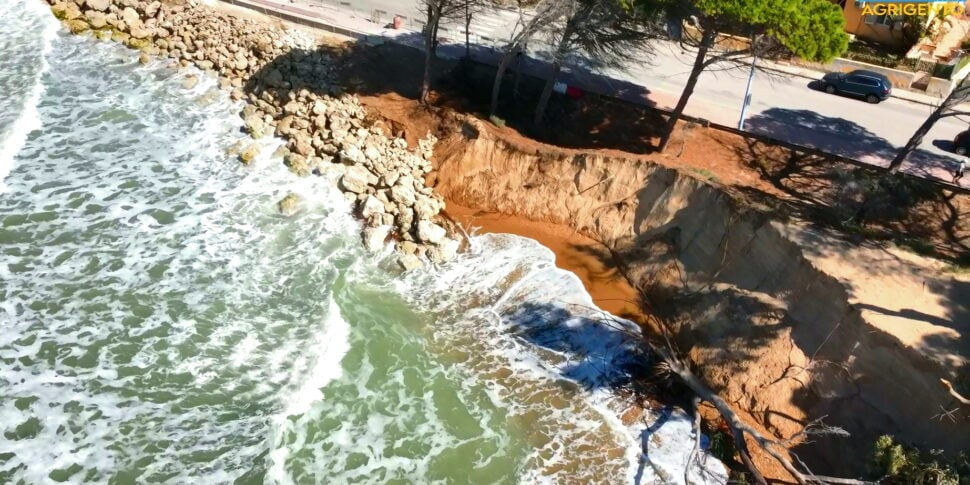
(690, 168), (718, 182)
(943, 252), (970, 274)
(897, 237), (937, 257)
(843, 40), (908, 70)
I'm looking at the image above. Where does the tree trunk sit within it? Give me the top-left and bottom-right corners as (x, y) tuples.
(490, 47), (518, 117)
(512, 49), (523, 101)
(891, 76), (970, 174)
(888, 113), (938, 173)
(533, 64), (561, 127)
(533, 25), (573, 128)
(419, 29), (434, 104)
(659, 27), (715, 152)
(420, 7), (437, 105)
(431, 16), (440, 54)
(464, 5), (472, 59)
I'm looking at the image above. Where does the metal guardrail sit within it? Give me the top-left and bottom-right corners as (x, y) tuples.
(224, 0), (368, 39)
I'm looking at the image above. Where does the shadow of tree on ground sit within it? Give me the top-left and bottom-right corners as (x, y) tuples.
(745, 107), (963, 182)
(243, 30), (664, 154)
(719, 113), (969, 263)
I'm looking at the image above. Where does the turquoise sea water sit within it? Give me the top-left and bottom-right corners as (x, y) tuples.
(0, 2), (724, 483)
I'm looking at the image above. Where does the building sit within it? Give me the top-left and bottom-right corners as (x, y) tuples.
(831, 0), (964, 49)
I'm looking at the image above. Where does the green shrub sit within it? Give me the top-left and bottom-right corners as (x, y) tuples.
(690, 168), (718, 182)
(870, 435), (908, 477)
(955, 56), (970, 75)
(898, 238), (937, 257)
(867, 435), (967, 484)
(843, 50), (901, 69)
(843, 41), (906, 69)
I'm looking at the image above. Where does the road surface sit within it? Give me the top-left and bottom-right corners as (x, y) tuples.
(251, 0), (969, 188)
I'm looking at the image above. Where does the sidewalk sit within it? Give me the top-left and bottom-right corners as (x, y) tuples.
(236, 0), (954, 106)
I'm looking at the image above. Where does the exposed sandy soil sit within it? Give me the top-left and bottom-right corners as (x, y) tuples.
(446, 203), (649, 326)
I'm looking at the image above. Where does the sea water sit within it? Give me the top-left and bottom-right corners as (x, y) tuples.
(0, 2), (725, 483)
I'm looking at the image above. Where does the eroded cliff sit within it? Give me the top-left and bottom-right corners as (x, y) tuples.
(432, 118), (969, 474)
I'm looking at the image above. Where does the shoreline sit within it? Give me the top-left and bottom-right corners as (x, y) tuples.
(36, 0), (970, 480)
(446, 202), (651, 328)
(29, 2), (731, 482)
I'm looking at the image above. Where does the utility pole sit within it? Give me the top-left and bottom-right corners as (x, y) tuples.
(738, 34), (760, 131)
(737, 53), (757, 131)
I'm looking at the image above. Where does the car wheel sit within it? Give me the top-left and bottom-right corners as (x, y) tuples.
(956, 146), (968, 156)
(866, 94), (879, 104)
(824, 84), (836, 94)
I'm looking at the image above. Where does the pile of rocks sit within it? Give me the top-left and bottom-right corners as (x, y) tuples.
(250, 90), (459, 266)
(44, 0), (461, 269)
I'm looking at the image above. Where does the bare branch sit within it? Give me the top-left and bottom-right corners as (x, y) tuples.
(684, 396), (702, 485)
(940, 378), (970, 405)
(937, 110), (970, 119)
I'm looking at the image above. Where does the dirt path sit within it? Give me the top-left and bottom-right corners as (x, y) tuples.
(781, 223), (969, 372)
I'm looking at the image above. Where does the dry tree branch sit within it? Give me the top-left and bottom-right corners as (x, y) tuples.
(685, 395), (702, 485)
(940, 378), (970, 406)
(556, 301), (872, 485)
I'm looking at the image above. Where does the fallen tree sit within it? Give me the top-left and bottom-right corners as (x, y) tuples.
(583, 306), (875, 485)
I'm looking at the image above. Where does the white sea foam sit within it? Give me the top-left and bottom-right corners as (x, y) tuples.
(0, 1), (723, 483)
(0, 0), (59, 193)
(392, 235), (729, 484)
(0, 18), (356, 482)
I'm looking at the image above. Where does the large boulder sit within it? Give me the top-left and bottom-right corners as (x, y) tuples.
(362, 225), (391, 253)
(275, 116), (294, 137)
(339, 165), (372, 194)
(234, 51), (249, 71)
(413, 194), (440, 221)
(144, 1), (161, 17)
(390, 178), (417, 207)
(428, 238), (460, 264)
(337, 145), (363, 165)
(64, 19), (90, 34)
(84, 10), (107, 29)
(311, 100), (329, 116)
(283, 100), (303, 116)
(85, 0), (110, 12)
(263, 68), (284, 88)
(54, 2), (83, 20)
(122, 7), (140, 28)
(416, 220), (447, 245)
(277, 193), (299, 216)
(360, 195), (384, 220)
(397, 252), (424, 272)
(239, 143), (260, 165)
(284, 153), (311, 177)
(130, 25), (153, 39)
(290, 133), (312, 157)
(182, 75), (199, 90)
(244, 115), (266, 139)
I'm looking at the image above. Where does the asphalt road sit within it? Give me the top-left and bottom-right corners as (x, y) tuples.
(292, 0), (968, 186)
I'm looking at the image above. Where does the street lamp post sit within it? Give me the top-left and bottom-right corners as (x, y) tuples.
(737, 52), (757, 131)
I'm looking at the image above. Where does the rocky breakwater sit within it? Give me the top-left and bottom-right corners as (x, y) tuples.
(44, 0), (461, 269)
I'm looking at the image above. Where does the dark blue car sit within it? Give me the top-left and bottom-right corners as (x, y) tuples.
(820, 69), (892, 104)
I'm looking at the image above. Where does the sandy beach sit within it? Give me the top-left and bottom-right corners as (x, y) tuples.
(447, 202), (651, 326)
